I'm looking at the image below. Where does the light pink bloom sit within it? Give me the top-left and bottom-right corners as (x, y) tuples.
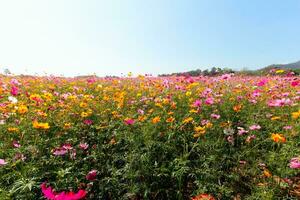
(249, 125), (261, 131)
(289, 157), (300, 169)
(79, 142), (89, 150)
(283, 126), (292, 130)
(0, 159), (7, 166)
(210, 114), (220, 119)
(62, 144), (73, 150)
(53, 148), (68, 156)
(12, 140), (21, 148)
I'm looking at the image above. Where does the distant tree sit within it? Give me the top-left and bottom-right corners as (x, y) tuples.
(4, 68), (11, 75)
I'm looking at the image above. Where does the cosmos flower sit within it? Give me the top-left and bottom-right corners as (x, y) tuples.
(249, 125), (261, 131)
(86, 170), (97, 181)
(124, 118), (135, 125)
(41, 182), (87, 200)
(191, 193), (215, 200)
(289, 157), (300, 169)
(271, 133), (286, 143)
(0, 159), (7, 166)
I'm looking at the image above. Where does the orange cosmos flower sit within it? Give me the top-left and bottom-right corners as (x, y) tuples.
(233, 104), (242, 112)
(271, 133), (286, 143)
(17, 105), (28, 114)
(152, 116), (161, 124)
(191, 193), (215, 200)
(166, 116), (175, 123)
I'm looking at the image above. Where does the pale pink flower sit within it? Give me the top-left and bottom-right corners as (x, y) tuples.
(289, 157), (300, 169)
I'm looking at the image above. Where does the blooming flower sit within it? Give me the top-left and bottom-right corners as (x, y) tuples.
(0, 159), (7, 166)
(152, 116), (161, 124)
(124, 118), (135, 125)
(79, 142), (89, 150)
(86, 170), (97, 181)
(191, 193), (215, 200)
(271, 133), (286, 143)
(289, 157), (300, 169)
(52, 148), (68, 156)
(249, 124), (261, 131)
(41, 182), (87, 200)
(210, 114), (220, 119)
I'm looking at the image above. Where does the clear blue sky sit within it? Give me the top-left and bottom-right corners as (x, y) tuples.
(0, 0), (299, 76)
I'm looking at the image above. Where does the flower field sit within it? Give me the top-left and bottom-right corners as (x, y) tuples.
(1, 74), (300, 199)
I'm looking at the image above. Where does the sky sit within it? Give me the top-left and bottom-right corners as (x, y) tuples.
(0, 0), (299, 77)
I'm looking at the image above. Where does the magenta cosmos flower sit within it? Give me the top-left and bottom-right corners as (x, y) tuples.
(41, 183), (87, 200)
(124, 118), (135, 125)
(86, 170), (98, 181)
(289, 157), (300, 169)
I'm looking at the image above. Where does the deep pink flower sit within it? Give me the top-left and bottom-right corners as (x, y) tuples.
(10, 86), (19, 96)
(124, 118), (135, 125)
(83, 119), (93, 125)
(289, 157), (300, 169)
(41, 182), (87, 200)
(205, 97), (214, 105)
(193, 99), (202, 107)
(291, 80), (299, 87)
(257, 79), (268, 86)
(12, 140), (21, 148)
(86, 169), (97, 181)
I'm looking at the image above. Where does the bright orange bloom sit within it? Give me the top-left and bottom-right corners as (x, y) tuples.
(271, 133), (286, 143)
(33, 121), (50, 130)
(191, 194), (215, 200)
(166, 117), (175, 123)
(152, 116), (161, 124)
(17, 105), (28, 114)
(233, 104), (242, 112)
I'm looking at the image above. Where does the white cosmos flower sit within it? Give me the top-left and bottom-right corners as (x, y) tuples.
(8, 96), (18, 104)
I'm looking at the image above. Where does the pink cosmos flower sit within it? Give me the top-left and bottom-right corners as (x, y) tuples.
(62, 144), (73, 150)
(12, 140), (21, 148)
(83, 119), (93, 125)
(137, 109), (144, 115)
(205, 97), (214, 105)
(79, 142), (89, 150)
(86, 170), (97, 181)
(124, 118), (135, 125)
(210, 114), (220, 119)
(53, 148), (68, 156)
(10, 86), (19, 96)
(193, 99), (202, 107)
(10, 78), (21, 85)
(257, 79), (268, 86)
(289, 157), (300, 169)
(237, 127), (248, 135)
(283, 126), (292, 130)
(291, 80), (299, 87)
(246, 135), (256, 143)
(249, 125), (261, 131)
(0, 159), (7, 166)
(221, 73), (232, 80)
(41, 182), (87, 200)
